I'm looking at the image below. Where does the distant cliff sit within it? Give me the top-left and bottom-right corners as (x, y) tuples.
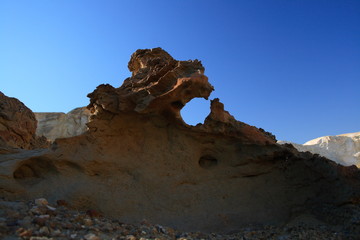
(279, 132), (360, 167)
(35, 107), (91, 141)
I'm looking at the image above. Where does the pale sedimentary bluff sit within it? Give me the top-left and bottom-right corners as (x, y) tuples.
(0, 48), (360, 233)
(303, 132), (360, 167)
(35, 107), (91, 141)
(279, 132), (360, 167)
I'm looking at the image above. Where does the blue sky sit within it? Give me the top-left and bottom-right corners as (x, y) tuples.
(1, 0), (359, 143)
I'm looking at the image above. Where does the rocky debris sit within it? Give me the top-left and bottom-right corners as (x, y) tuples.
(0, 198), (358, 240)
(279, 131), (360, 167)
(0, 91), (48, 150)
(35, 107), (91, 141)
(0, 48), (360, 233)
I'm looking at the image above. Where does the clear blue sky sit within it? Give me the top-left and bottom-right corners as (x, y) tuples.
(1, 0), (359, 144)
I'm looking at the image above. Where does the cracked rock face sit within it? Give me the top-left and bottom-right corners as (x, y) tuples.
(0, 48), (360, 233)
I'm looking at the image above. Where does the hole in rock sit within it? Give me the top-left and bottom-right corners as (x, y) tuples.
(171, 101), (185, 109)
(199, 155), (218, 169)
(181, 98), (210, 126)
(13, 157), (58, 180)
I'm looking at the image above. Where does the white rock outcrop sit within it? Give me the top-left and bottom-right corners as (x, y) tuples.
(279, 132), (360, 167)
(35, 107), (91, 141)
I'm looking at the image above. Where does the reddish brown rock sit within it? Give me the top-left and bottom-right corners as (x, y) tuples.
(195, 98), (276, 144)
(87, 47), (214, 123)
(0, 48), (359, 234)
(0, 91), (48, 150)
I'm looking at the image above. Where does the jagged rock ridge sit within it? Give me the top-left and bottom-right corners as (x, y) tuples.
(0, 48), (359, 233)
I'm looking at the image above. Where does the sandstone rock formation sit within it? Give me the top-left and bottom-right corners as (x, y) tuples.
(35, 107), (91, 141)
(279, 132), (360, 167)
(0, 91), (48, 151)
(0, 48), (359, 233)
(87, 48), (214, 122)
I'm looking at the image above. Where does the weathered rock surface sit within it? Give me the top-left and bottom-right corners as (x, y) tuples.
(87, 48), (214, 122)
(0, 48), (360, 234)
(35, 107), (91, 141)
(279, 132), (360, 167)
(0, 91), (48, 151)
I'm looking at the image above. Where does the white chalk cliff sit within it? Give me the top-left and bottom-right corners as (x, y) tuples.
(35, 107), (91, 141)
(279, 132), (360, 167)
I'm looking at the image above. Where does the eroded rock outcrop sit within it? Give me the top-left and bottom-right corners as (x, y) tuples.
(35, 107), (91, 141)
(0, 92), (48, 151)
(279, 132), (360, 167)
(88, 48), (214, 122)
(0, 48), (359, 233)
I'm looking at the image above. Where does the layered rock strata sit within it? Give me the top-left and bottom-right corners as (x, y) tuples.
(0, 48), (359, 233)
